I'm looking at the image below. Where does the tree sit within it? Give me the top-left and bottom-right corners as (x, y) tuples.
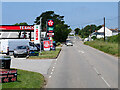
(78, 24), (102, 38)
(14, 22), (28, 25)
(34, 11), (70, 42)
(74, 28), (80, 35)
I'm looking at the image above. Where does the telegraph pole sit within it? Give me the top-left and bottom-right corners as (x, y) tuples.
(104, 17), (105, 41)
(40, 17), (42, 53)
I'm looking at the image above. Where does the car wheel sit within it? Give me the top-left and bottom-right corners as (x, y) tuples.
(14, 55), (16, 58)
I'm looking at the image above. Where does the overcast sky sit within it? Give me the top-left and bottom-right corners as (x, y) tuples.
(1, 2), (118, 29)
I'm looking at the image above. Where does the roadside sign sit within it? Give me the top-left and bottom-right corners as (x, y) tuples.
(50, 40), (53, 48)
(47, 33), (54, 37)
(47, 27), (54, 31)
(34, 25), (40, 44)
(47, 19), (54, 37)
(47, 20), (54, 27)
(0, 69), (17, 83)
(43, 40), (50, 51)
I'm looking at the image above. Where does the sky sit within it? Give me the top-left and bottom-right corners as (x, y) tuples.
(1, 2), (118, 30)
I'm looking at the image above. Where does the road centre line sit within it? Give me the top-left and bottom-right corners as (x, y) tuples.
(78, 50), (84, 54)
(49, 76), (51, 78)
(51, 72), (53, 75)
(52, 69), (54, 72)
(93, 67), (111, 88)
(93, 68), (100, 75)
(101, 77), (111, 88)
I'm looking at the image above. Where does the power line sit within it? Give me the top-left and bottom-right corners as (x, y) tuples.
(71, 16), (117, 26)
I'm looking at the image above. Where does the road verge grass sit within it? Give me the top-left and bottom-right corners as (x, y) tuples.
(2, 69), (45, 88)
(84, 40), (118, 57)
(28, 48), (61, 59)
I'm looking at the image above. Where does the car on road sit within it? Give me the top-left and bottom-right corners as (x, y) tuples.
(84, 38), (89, 42)
(13, 45), (29, 58)
(66, 41), (73, 46)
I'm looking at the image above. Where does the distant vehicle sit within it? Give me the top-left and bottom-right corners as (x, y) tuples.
(84, 38), (89, 42)
(51, 45), (56, 51)
(29, 42), (44, 51)
(13, 45), (29, 58)
(66, 41), (73, 46)
(1, 39), (30, 54)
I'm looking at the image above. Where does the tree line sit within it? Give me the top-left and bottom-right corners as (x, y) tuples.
(74, 25), (102, 38)
(14, 11), (72, 43)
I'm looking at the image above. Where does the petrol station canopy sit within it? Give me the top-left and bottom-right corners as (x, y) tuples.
(0, 25), (34, 32)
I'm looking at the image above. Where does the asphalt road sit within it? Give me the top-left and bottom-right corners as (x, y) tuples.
(46, 36), (118, 88)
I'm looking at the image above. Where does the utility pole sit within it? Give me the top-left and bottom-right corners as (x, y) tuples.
(39, 17), (42, 53)
(104, 17), (105, 41)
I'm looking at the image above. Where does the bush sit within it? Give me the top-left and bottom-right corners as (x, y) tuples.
(84, 40), (118, 56)
(91, 36), (97, 40)
(56, 42), (61, 46)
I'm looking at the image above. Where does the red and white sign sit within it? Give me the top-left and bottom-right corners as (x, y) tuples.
(0, 26), (34, 31)
(47, 33), (54, 35)
(50, 40), (53, 48)
(48, 20), (54, 26)
(47, 33), (54, 37)
(43, 40), (50, 51)
(48, 37), (53, 48)
(34, 25), (40, 44)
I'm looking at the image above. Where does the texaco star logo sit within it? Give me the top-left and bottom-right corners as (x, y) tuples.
(48, 20), (54, 26)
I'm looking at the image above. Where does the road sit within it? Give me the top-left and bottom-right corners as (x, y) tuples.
(46, 36), (118, 88)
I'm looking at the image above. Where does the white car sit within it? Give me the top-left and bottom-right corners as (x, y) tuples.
(66, 41), (73, 46)
(84, 38), (89, 42)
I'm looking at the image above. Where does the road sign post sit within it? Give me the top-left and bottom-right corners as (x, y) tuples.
(47, 19), (54, 37)
(34, 25), (40, 44)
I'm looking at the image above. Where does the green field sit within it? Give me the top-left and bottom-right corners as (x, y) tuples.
(29, 48), (61, 59)
(2, 69), (45, 88)
(84, 40), (118, 56)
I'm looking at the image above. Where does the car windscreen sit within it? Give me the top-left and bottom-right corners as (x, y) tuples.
(17, 46), (27, 49)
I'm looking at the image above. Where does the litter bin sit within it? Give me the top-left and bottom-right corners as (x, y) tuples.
(0, 56), (11, 69)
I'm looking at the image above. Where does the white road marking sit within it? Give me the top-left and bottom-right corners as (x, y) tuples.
(51, 72), (53, 75)
(52, 69), (54, 72)
(56, 59), (57, 61)
(53, 67), (55, 69)
(49, 76), (51, 78)
(94, 68), (100, 75)
(101, 77), (111, 88)
(78, 50), (84, 54)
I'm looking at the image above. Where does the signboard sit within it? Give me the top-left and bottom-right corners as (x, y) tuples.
(47, 19), (54, 37)
(0, 69), (17, 83)
(47, 27), (54, 31)
(47, 33), (54, 37)
(0, 25), (34, 31)
(34, 25), (40, 44)
(50, 40), (53, 48)
(41, 32), (46, 38)
(47, 20), (54, 27)
(43, 40), (50, 51)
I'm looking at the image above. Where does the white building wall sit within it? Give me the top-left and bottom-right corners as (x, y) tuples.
(97, 27), (112, 37)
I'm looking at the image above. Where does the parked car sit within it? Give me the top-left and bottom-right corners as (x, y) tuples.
(84, 38), (89, 42)
(50, 45), (56, 51)
(29, 42), (43, 51)
(1, 39), (30, 54)
(66, 41), (73, 46)
(13, 45), (29, 58)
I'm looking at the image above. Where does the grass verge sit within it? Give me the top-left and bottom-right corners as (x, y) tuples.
(84, 40), (118, 57)
(28, 48), (61, 59)
(2, 69), (45, 88)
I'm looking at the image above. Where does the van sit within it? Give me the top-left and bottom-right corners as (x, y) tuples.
(1, 39), (30, 54)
